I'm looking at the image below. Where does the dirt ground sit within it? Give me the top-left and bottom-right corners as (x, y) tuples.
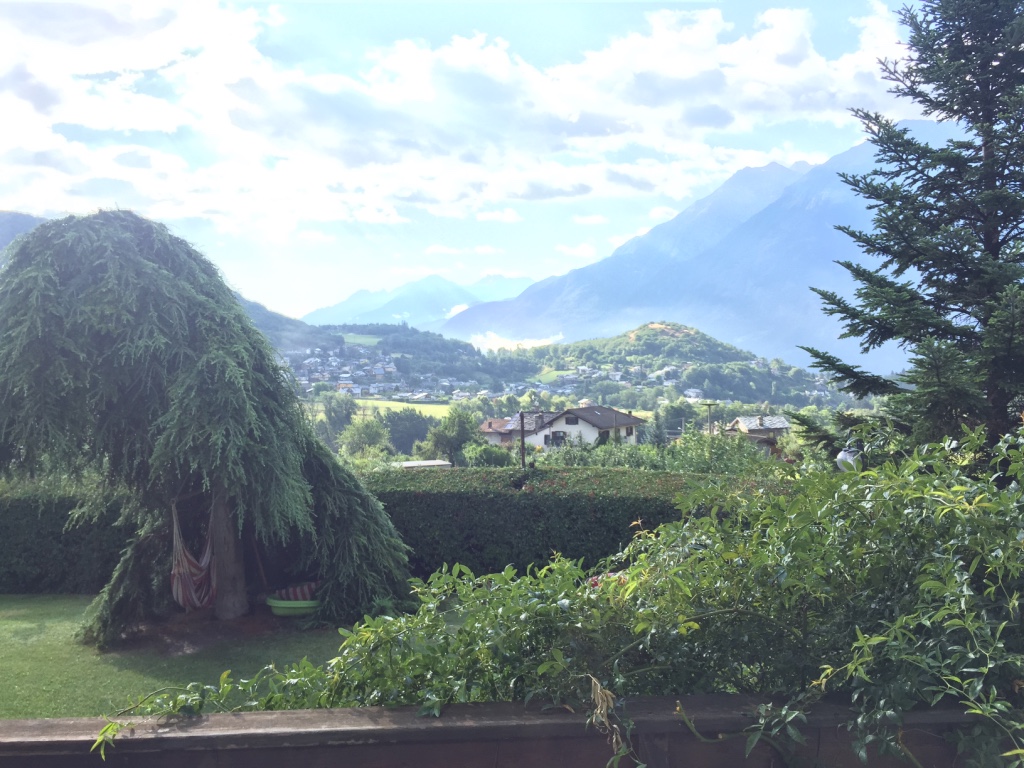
(125, 604), (309, 656)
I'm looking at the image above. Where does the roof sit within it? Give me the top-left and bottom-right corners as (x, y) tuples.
(728, 416), (790, 432)
(479, 412), (559, 435)
(548, 406), (646, 430)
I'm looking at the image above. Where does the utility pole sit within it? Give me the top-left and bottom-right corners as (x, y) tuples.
(702, 401), (716, 473)
(519, 411), (527, 470)
(702, 401), (715, 435)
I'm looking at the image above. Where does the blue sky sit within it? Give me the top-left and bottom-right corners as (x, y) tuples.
(0, 0), (922, 319)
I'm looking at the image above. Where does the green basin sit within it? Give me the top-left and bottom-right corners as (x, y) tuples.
(266, 596), (320, 617)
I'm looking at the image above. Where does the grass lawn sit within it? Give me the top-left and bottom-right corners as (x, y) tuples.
(354, 398), (451, 419)
(0, 595), (346, 719)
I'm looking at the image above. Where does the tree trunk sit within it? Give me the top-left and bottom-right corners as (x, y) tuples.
(210, 492), (249, 620)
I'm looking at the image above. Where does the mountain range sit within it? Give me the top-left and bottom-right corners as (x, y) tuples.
(436, 120), (962, 375)
(302, 273), (534, 329)
(0, 120), (961, 374)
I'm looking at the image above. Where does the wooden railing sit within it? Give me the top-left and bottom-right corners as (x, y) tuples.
(0, 694), (969, 767)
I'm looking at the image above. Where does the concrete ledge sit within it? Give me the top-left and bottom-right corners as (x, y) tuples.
(0, 694), (970, 767)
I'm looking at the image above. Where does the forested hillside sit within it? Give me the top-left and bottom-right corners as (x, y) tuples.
(488, 322), (835, 407)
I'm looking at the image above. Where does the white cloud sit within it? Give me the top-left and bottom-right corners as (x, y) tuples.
(445, 304), (470, 319)
(649, 206), (678, 221)
(0, 0), (914, 316)
(573, 214), (608, 225)
(469, 331), (565, 352)
(297, 229), (336, 244)
(476, 208), (523, 223)
(556, 243), (597, 260)
(425, 244), (463, 255)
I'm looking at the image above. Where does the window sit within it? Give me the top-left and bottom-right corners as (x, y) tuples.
(565, 415), (579, 425)
(625, 426), (634, 437)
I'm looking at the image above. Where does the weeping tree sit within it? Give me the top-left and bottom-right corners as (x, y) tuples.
(0, 211), (409, 646)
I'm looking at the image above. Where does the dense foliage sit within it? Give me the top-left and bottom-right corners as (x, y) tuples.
(110, 430), (1024, 765)
(535, 429), (778, 476)
(360, 466), (706, 579)
(0, 479), (128, 594)
(0, 211), (409, 643)
(805, 0), (1024, 445)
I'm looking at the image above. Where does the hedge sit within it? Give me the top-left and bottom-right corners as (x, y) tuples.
(3, 467), (717, 593)
(0, 484), (129, 594)
(360, 467), (706, 579)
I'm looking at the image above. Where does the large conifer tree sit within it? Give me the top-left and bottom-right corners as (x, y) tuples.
(803, 0), (1024, 444)
(0, 211), (409, 644)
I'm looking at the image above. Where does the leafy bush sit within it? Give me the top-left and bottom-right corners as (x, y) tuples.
(0, 479), (129, 593)
(115, 428), (1024, 765)
(462, 443), (515, 467)
(536, 429), (777, 476)
(360, 466), (718, 579)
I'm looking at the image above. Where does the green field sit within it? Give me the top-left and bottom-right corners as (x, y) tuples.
(341, 333), (382, 346)
(354, 399), (451, 419)
(0, 595), (345, 719)
(536, 369), (574, 384)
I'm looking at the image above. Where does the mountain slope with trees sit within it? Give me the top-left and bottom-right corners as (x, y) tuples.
(493, 321), (834, 408)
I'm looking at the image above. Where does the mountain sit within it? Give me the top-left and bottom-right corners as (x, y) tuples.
(549, 321), (754, 366)
(439, 160), (817, 352)
(499, 321), (834, 407)
(304, 275), (476, 330)
(466, 274), (535, 303)
(303, 274), (533, 329)
(235, 294), (343, 352)
(0, 212), (46, 257)
(441, 123), (962, 374)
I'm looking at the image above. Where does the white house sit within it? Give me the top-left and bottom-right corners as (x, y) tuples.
(539, 406), (646, 449)
(480, 406), (646, 451)
(479, 412), (558, 446)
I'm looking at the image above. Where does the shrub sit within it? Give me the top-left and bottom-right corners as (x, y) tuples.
(0, 479), (129, 594)
(536, 429), (777, 476)
(114, 428), (1024, 765)
(360, 466), (718, 579)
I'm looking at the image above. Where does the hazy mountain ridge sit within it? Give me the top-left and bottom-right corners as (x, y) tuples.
(440, 122), (962, 374)
(0, 212), (47, 260)
(303, 273), (534, 329)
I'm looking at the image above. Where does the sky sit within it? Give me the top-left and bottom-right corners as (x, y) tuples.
(0, 0), (925, 319)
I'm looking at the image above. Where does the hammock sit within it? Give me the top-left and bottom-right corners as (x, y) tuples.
(170, 501), (216, 611)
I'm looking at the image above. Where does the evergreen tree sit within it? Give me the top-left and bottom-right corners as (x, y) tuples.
(0, 211), (408, 644)
(802, 0), (1024, 444)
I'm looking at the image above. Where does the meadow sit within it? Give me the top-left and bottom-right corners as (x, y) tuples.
(353, 398), (451, 419)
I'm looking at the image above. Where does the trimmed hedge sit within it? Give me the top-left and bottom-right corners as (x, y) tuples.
(2, 467), (713, 593)
(360, 467), (703, 579)
(0, 485), (129, 594)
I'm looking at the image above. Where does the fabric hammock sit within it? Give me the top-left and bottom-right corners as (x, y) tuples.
(170, 501), (216, 611)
